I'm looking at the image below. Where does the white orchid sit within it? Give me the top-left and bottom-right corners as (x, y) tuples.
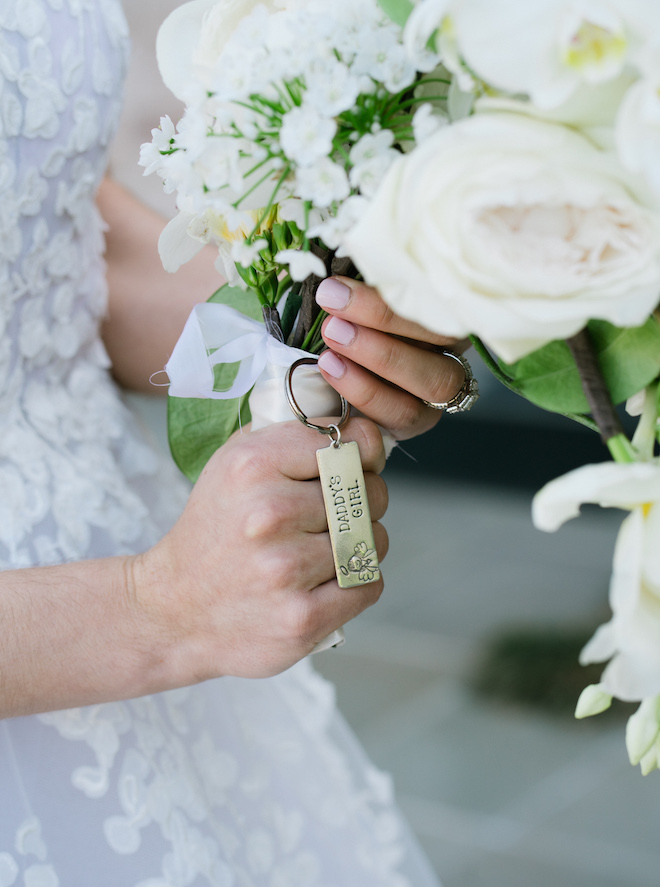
(534, 462), (660, 703)
(452, 0), (660, 110)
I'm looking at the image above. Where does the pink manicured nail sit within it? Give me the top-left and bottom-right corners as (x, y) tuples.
(324, 316), (356, 346)
(316, 278), (350, 309)
(318, 350), (346, 379)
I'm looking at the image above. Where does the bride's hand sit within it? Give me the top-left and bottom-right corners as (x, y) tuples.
(316, 277), (470, 441)
(135, 418), (388, 683)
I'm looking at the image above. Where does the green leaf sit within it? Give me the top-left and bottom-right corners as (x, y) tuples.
(167, 284), (262, 483)
(500, 317), (660, 415)
(377, 0), (413, 28)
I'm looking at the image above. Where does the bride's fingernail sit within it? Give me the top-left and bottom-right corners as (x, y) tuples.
(316, 278), (350, 310)
(325, 316), (356, 346)
(318, 350), (346, 379)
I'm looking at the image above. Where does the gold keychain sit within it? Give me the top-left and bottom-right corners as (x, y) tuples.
(285, 358), (380, 589)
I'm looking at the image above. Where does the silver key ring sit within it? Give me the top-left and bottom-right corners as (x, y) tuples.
(285, 357), (350, 436)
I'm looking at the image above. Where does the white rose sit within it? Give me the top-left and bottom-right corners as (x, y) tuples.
(533, 461), (660, 701)
(156, 0), (278, 101)
(345, 112), (660, 362)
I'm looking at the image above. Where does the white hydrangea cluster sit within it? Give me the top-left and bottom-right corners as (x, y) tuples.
(140, 0), (446, 285)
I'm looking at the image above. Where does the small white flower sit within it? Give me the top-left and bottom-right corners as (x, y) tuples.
(295, 158), (350, 208)
(305, 60), (361, 117)
(138, 116), (176, 176)
(308, 195), (368, 250)
(280, 106), (336, 167)
(348, 131), (399, 197)
(231, 238), (268, 267)
(354, 29), (415, 93)
(275, 248), (327, 281)
(349, 130), (395, 166)
(277, 197), (323, 230)
(349, 156), (395, 198)
(412, 103), (447, 143)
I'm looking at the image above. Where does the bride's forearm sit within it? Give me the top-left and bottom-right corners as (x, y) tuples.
(98, 177), (223, 393)
(0, 554), (171, 718)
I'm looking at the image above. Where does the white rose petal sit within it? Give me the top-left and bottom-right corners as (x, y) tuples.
(346, 112), (660, 362)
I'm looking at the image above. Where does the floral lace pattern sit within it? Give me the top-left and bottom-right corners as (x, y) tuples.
(0, 3), (437, 885)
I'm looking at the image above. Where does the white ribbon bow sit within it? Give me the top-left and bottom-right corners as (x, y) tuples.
(165, 303), (310, 399)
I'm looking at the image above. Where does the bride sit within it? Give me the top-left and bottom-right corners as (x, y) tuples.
(0, 2), (465, 884)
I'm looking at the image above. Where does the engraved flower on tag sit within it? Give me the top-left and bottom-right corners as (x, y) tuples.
(341, 542), (378, 582)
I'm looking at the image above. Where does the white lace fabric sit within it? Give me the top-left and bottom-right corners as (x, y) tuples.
(0, 3), (440, 886)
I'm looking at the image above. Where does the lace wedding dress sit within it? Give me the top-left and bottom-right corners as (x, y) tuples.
(0, 3), (441, 886)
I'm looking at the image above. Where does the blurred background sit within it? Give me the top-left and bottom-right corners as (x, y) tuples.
(112, 6), (660, 885)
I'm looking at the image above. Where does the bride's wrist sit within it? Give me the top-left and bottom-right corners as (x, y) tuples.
(127, 544), (214, 695)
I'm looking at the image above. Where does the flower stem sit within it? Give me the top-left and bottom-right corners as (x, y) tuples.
(566, 328), (624, 444)
(607, 433), (637, 464)
(301, 309), (327, 352)
(289, 242), (329, 349)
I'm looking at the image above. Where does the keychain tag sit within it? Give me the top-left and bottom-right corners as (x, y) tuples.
(285, 358), (380, 589)
(316, 436), (380, 588)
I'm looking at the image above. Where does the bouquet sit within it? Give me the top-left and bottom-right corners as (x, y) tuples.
(141, 0), (660, 773)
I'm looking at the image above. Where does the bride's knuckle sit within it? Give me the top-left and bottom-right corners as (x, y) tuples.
(244, 497), (290, 540)
(260, 549), (297, 590)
